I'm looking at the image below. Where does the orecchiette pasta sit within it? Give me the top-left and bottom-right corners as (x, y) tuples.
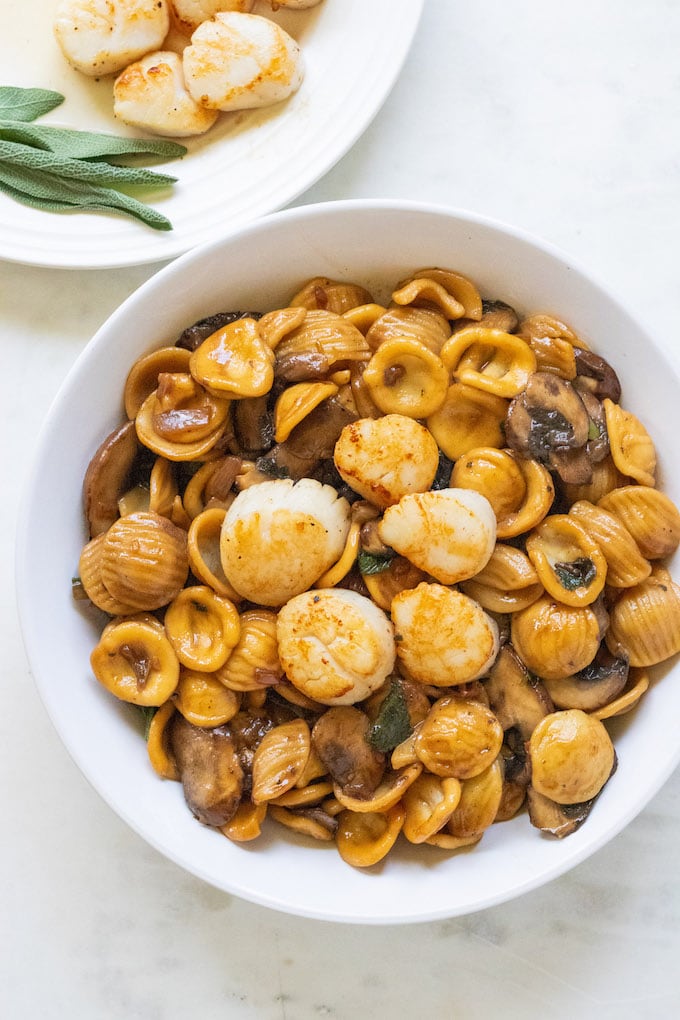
(74, 264), (680, 868)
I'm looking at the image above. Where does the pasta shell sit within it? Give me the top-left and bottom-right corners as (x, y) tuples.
(598, 485), (680, 560)
(426, 383), (508, 461)
(511, 595), (602, 681)
(446, 758), (503, 839)
(529, 709), (615, 804)
(603, 398), (656, 486)
(257, 306), (306, 350)
(440, 327), (537, 399)
(135, 382), (229, 462)
(174, 668), (241, 727)
(335, 805), (405, 868)
(525, 514), (607, 607)
(365, 304), (451, 355)
(214, 609), (282, 691)
(362, 337), (449, 418)
(220, 801), (267, 843)
(78, 533), (140, 615)
(401, 774), (462, 844)
(146, 700), (180, 781)
(415, 698), (503, 780)
(394, 267), (483, 320)
(124, 345), (192, 419)
(190, 317), (275, 398)
(526, 334), (577, 380)
(274, 309), (370, 381)
(187, 507), (242, 601)
(451, 447), (555, 538)
(101, 511), (189, 611)
(606, 574), (680, 666)
(289, 277), (373, 314)
(568, 499), (651, 588)
(274, 380), (339, 443)
(251, 720), (312, 804)
(561, 455), (627, 506)
(90, 616), (180, 706)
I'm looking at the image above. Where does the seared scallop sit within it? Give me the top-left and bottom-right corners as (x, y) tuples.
(333, 415), (440, 509)
(170, 1), (255, 36)
(220, 478), (350, 606)
(54, 0), (170, 77)
(183, 12), (304, 112)
(378, 488), (497, 585)
(277, 588), (396, 705)
(114, 51), (219, 136)
(391, 582), (500, 687)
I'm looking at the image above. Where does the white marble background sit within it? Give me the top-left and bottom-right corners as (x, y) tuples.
(3, 1), (680, 1016)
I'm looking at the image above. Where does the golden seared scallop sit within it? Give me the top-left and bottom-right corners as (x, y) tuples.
(183, 12), (304, 113)
(391, 582), (499, 687)
(333, 415), (440, 509)
(54, 0), (170, 77)
(529, 710), (615, 804)
(220, 478), (350, 606)
(170, 1), (255, 36)
(113, 51), (219, 137)
(276, 588), (396, 705)
(378, 488), (496, 585)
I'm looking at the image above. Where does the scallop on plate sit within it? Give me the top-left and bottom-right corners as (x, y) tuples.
(0, 0), (424, 268)
(16, 200), (680, 924)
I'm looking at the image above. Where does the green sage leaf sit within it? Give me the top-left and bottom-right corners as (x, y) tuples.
(0, 139), (177, 188)
(0, 119), (187, 162)
(0, 161), (173, 230)
(0, 86), (64, 122)
(368, 678), (412, 753)
(357, 550), (395, 575)
(554, 557), (597, 591)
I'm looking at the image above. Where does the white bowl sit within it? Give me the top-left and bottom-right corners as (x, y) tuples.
(16, 200), (680, 924)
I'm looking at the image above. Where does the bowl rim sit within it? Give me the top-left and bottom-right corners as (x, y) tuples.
(16, 198), (680, 924)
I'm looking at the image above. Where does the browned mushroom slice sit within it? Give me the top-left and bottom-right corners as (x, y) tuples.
(505, 372), (591, 483)
(526, 786), (594, 838)
(573, 347), (622, 403)
(257, 394), (357, 480)
(175, 311), (263, 352)
(542, 644), (629, 711)
(483, 644), (554, 741)
(83, 419), (142, 538)
(169, 714), (244, 827)
(451, 299), (519, 335)
(311, 706), (385, 800)
(233, 395), (274, 456)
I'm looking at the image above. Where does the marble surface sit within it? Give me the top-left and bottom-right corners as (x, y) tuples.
(3, 1), (680, 1016)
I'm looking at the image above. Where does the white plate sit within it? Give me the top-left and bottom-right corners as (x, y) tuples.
(0, 0), (424, 269)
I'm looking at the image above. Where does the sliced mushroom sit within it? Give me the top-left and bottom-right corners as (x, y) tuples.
(451, 299), (519, 335)
(542, 644), (628, 711)
(175, 310), (263, 352)
(233, 395), (274, 456)
(257, 393), (356, 480)
(83, 419), (142, 538)
(170, 714), (244, 827)
(505, 372), (592, 484)
(573, 347), (621, 403)
(578, 388), (610, 464)
(483, 644), (554, 741)
(311, 706), (385, 800)
(526, 786), (594, 838)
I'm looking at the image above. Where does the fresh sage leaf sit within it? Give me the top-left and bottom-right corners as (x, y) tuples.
(0, 161), (173, 230)
(368, 678), (412, 753)
(554, 557), (597, 591)
(0, 140), (177, 188)
(0, 86), (64, 122)
(357, 550), (395, 575)
(0, 119), (187, 162)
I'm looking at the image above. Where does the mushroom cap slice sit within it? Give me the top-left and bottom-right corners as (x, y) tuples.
(83, 419), (141, 538)
(170, 715), (244, 827)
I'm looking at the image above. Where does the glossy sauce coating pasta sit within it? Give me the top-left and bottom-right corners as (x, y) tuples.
(76, 268), (680, 866)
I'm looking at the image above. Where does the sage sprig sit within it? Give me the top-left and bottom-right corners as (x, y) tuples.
(0, 86), (187, 230)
